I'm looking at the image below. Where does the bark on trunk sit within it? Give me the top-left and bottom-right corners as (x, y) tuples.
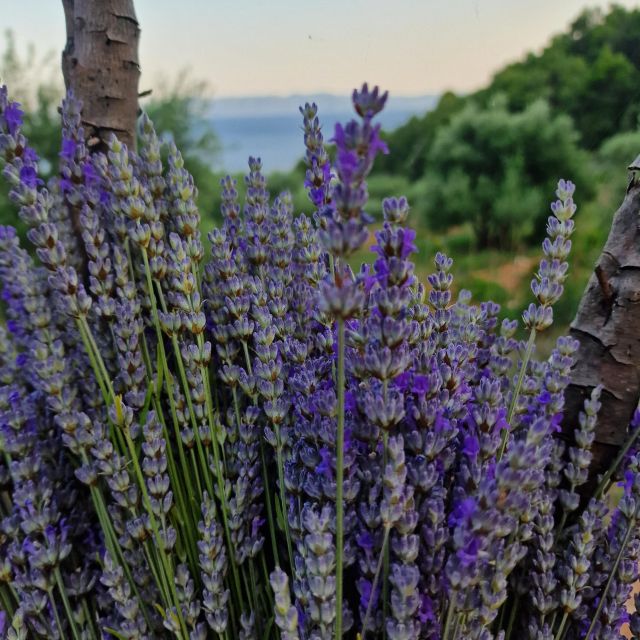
(61, 0), (140, 151)
(562, 177), (640, 492)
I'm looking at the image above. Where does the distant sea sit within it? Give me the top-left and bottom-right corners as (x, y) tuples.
(206, 93), (439, 173)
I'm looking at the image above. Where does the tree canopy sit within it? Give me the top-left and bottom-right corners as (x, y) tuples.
(377, 4), (640, 247)
(420, 99), (589, 249)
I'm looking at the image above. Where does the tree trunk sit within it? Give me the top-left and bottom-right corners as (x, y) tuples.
(61, 0), (140, 151)
(562, 177), (640, 491)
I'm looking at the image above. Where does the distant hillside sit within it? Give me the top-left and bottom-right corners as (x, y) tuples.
(379, 5), (640, 177)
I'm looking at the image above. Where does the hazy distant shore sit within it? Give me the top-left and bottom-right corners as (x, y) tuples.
(206, 93), (438, 172)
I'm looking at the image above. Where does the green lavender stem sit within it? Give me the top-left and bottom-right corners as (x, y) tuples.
(241, 341), (282, 569)
(504, 592), (520, 639)
(261, 442), (280, 566)
(442, 593), (457, 640)
(335, 318), (346, 640)
(360, 525), (391, 639)
(594, 413), (640, 499)
(499, 326), (536, 459)
(122, 426), (189, 637)
(48, 590), (66, 639)
(54, 567), (81, 640)
(583, 515), (636, 640)
(275, 427), (295, 571)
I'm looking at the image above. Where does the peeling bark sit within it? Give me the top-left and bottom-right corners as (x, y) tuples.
(61, 0), (140, 151)
(562, 178), (640, 491)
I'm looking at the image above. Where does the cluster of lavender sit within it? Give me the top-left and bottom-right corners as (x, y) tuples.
(0, 81), (639, 640)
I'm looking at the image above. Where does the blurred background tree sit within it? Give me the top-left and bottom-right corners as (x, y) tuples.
(0, 31), (62, 239)
(419, 98), (589, 249)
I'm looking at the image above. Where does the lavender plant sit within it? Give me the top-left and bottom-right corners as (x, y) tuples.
(0, 81), (639, 640)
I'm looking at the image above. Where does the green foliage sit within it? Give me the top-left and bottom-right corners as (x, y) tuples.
(385, 5), (640, 197)
(481, 6), (640, 148)
(421, 99), (589, 248)
(599, 129), (640, 166)
(0, 31), (62, 240)
(366, 173), (412, 219)
(570, 46), (638, 149)
(377, 91), (465, 180)
(595, 127), (640, 196)
(264, 168), (311, 214)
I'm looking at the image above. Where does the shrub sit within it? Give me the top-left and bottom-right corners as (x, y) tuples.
(0, 83), (639, 640)
(422, 99), (590, 249)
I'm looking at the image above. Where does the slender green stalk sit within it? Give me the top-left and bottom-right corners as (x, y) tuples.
(85, 466), (151, 628)
(80, 317), (115, 397)
(243, 342), (281, 569)
(261, 443), (280, 566)
(248, 560), (264, 635)
(594, 417), (640, 500)
(505, 592), (520, 640)
(193, 346), (245, 610)
(80, 597), (99, 640)
(76, 319), (110, 402)
(76, 318), (127, 457)
(451, 613), (462, 640)
(335, 318), (346, 640)
(153, 282), (212, 497)
(134, 315), (196, 558)
(360, 525), (391, 639)
(141, 250), (205, 506)
(553, 612), (569, 640)
(73, 338), (153, 613)
(48, 590), (66, 639)
(274, 427), (294, 571)
(152, 398), (199, 573)
(442, 593), (457, 640)
(0, 585), (15, 618)
(498, 326), (536, 459)
(122, 427), (189, 637)
(54, 567), (81, 640)
(495, 597), (507, 634)
(583, 516), (636, 640)
(241, 341), (253, 376)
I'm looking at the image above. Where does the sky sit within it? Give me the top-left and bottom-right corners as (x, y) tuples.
(3, 0), (640, 98)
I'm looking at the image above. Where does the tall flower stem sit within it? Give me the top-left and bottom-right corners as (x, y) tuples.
(261, 442), (280, 566)
(360, 525), (391, 639)
(335, 318), (346, 640)
(240, 341), (284, 571)
(499, 326), (537, 459)
(140, 250), (201, 542)
(122, 426), (189, 638)
(274, 426), (295, 572)
(381, 388), (390, 638)
(593, 418), (640, 499)
(583, 516), (636, 640)
(0, 586), (14, 619)
(505, 593), (520, 639)
(48, 590), (66, 639)
(152, 282), (210, 497)
(54, 567), (81, 640)
(442, 592), (457, 640)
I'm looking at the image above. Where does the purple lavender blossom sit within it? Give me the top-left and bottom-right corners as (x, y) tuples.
(0, 80), (636, 640)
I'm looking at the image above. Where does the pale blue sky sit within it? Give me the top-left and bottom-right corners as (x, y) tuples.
(3, 1), (639, 97)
